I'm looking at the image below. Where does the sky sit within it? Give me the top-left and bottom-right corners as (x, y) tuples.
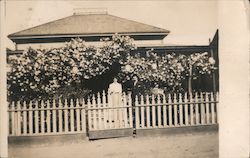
(5, 0), (218, 49)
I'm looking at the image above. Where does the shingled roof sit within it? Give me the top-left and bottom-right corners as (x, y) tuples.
(8, 13), (170, 44)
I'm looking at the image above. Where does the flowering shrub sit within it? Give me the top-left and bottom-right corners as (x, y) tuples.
(7, 35), (136, 100)
(7, 34), (216, 100)
(119, 51), (216, 93)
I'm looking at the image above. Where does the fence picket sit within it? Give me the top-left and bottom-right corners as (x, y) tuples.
(92, 95), (97, 130)
(10, 102), (15, 135)
(211, 93), (215, 124)
(108, 94), (112, 129)
(157, 94), (162, 128)
(52, 99), (57, 133)
(46, 100), (51, 133)
(135, 96), (140, 128)
(40, 100), (45, 134)
(162, 94), (167, 127)
(123, 93), (128, 128)
(58, 99), (63, 133)
(190, 93), (194, 126)
(22, 101), (27, 135)
(146, 95), (150, 128)
(76, 99), (80, 132)
(70, 99), (75, 132)
(97, 93), (103, 130)
(87, 97), (92, 130)
(128, 93), (133, 128)
(194, 93), (199, 125)
(16, 101), (21, 135)
(64, 99), (69, 132)
(168, 94), (172, 127)
(81, 98), (86, 133)
(152, 95), (156, 128)
(35, 101), (39, 134)
(179, 94), (183, 126)
(140, 95), (145, 128)
(200, 93), (205, 125)
(184, 93), (188, 126)
(173, 94), (178, 126)
(205, 93), (210, 124)
(28, 101), (33, 134)
(103, 91), (108, 129)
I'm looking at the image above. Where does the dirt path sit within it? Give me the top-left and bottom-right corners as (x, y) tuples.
(9, 132), (218, 158)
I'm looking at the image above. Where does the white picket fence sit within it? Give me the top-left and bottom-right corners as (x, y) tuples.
(8, 92), (218, 137)
(135, 92), (218, 129)
(87, 92), (133, 131)
(8, 98), (86, 136)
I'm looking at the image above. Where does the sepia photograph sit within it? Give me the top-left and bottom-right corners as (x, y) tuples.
(0, 0), (249, 158)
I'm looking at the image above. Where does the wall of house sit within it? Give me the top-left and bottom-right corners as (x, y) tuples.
(16, 40), (163, 50)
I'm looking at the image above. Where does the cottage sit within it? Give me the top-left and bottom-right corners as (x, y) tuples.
(7, 10), (218, 92)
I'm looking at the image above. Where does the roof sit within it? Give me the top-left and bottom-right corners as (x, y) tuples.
(8, 13), (170, 44)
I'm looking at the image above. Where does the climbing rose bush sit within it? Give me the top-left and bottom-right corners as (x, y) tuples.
(7, 35), (136, 100)
(7, 34), (216, 100)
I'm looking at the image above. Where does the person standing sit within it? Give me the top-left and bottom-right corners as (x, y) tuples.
(127, 75), (141, 132)
(108, 77), (123, 127)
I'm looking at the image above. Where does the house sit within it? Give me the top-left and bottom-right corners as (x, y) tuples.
(7, 11), (218, 92)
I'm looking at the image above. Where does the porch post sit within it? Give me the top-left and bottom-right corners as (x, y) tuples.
(0, 0), (8, 158)
(209, 39), (216, 93)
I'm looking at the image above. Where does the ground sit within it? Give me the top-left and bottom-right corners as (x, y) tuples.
(9, 130), (218, 158)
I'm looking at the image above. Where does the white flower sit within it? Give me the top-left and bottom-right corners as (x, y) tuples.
(151, 63), (157, 69)
(208, 57), (215, 64)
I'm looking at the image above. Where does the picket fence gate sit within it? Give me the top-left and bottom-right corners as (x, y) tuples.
(8, 92), (218, 139)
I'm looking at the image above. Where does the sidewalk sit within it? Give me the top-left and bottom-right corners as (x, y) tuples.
(9, 130), (218, 158)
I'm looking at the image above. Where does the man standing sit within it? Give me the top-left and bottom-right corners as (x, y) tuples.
(127, 75), (141, 133)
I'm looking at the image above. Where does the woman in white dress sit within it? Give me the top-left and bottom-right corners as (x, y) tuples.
(108, 77), (123, 127)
